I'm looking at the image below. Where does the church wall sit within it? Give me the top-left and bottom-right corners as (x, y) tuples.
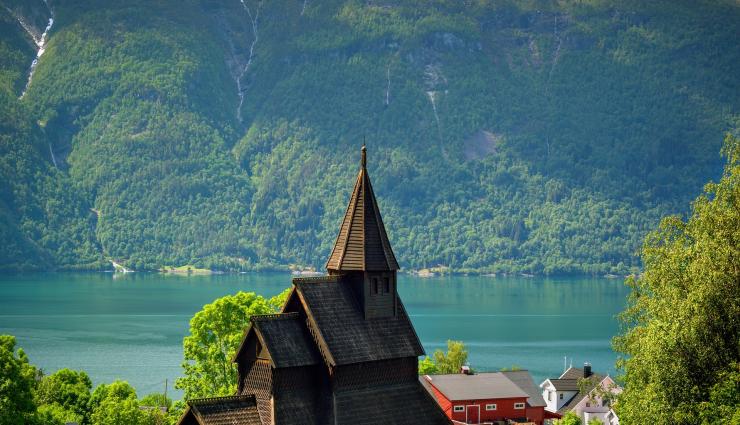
(332, 356), (418, 391)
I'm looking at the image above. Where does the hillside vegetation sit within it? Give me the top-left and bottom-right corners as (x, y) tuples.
(0, 0), (738, 273)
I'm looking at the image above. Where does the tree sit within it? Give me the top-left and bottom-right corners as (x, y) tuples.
(418, 340), (468, 375)
(36, 369), (93, 424)
(614, 135), (740, 423)
(175, 290), (288, 399)
(418, 356), (439, 375)
(434, 340), (468, 374)
(88, 381), (164, 425)
(36, 404), (83, 425)
(139, 393), (172, 412)
(0, 335), (38, 425)
(554, 412), (582, 425)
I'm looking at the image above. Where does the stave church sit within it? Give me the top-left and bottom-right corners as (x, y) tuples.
(177, 146), (450, 425)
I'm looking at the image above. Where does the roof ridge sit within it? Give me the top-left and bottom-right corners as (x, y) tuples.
(188, 394), (256, 406)
(292, 275), (339, 285)
(250, 312), (300, 322)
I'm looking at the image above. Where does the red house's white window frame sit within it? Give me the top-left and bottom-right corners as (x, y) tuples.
(514, 402), (526, 409)
(453, 405), (464, 413)
(485, 404), (497, 411)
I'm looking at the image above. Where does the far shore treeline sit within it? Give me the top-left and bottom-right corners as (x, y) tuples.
(1, 0), (738, 275)
(2, 135), (739, 424)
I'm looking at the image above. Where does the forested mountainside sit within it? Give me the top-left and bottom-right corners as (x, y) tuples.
(0, 0), (737, 273)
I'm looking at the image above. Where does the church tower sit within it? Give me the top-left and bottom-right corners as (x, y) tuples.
(178, 143), (450, 425)
(326, 145), (400, 319)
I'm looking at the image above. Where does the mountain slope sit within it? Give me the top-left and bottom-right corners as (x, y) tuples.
(0, 0), (738, 273)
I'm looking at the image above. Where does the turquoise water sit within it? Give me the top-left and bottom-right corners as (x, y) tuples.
(0, 272), (629, 398)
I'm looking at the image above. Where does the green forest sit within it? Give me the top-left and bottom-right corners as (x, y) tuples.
(0, 0), (738, 274)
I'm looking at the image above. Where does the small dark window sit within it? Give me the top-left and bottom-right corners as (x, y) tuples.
(384, 277), (390, 293)
(372, 278), (379, 294)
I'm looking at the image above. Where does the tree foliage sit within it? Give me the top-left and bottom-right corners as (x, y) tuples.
(175, 290), (288, 400)
(88, 381), (165, 425)
(0, 335), (37, 425)
(614, 135), (740, 423)
(0, 0), (738, 274)
(554, 412), (582, 425)
(35, 368), (93, 424)
(418, 340), (468, 375)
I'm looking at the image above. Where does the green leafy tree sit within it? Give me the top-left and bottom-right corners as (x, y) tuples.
(0, 335), (38, 425)
(175, 290), (287, 399)
(36, 404), (83, 425)
(614, 135), (740, 423)
(418, 356), (439, 375)
(698, 363), (740, 424)
(419, 340), (468, 375)
(554, 411), (582, 425)
(434, 340), (468, 374)
(139, 393), (172, 412)
(88, 381), (164, 425)
(36, 368), (93, 424)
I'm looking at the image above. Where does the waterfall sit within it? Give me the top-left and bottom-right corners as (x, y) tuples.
(48, 142), (58, 168)
(385, 62), (391, 106)
(236, 0), (261, 122)
(19, 1), (55, 99)
(426, 91), (443, 142)
(547, 16), (563, 86)
(300, 0), (308, 16)
(111, 260), (134, 273)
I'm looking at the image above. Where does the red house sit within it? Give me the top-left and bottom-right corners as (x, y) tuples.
(421, 370), (557, 424)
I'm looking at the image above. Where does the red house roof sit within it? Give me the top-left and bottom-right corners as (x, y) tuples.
(423, 372), (529, 401)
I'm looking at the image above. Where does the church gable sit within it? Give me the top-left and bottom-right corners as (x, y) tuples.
(250, 313), (321, 369)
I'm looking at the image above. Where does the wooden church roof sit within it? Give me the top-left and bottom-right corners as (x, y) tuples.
(292, 277), (425, 366)
(326, 146), (400, 272)
(178, 395), (262, 425)
(241, 312), (321, 368)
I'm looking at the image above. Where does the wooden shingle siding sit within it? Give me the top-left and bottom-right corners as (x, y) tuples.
(241, 360), (273, 424)
(333, 382), (451, 425)
(333, 357), (418, 390)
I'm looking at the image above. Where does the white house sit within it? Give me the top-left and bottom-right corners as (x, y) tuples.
(540, 363), (621, 424)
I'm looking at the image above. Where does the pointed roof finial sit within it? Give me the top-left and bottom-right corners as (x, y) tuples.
(361, 141), (367, 169)
(326, 138), (399, 272)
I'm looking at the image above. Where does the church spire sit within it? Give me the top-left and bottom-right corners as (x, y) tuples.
(326, 145), (399, 272)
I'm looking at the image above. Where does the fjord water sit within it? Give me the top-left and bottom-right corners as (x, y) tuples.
(0, 272), (628, 397)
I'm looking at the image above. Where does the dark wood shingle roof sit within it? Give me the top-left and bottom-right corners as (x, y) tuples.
(294, 277), (424, 366)
(326, 146), (399, 272)
(251, 313), (321, 368)
(553, 367), (605, 414)
(334, 382), (451, 425)
(178, 395), (262, 425)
